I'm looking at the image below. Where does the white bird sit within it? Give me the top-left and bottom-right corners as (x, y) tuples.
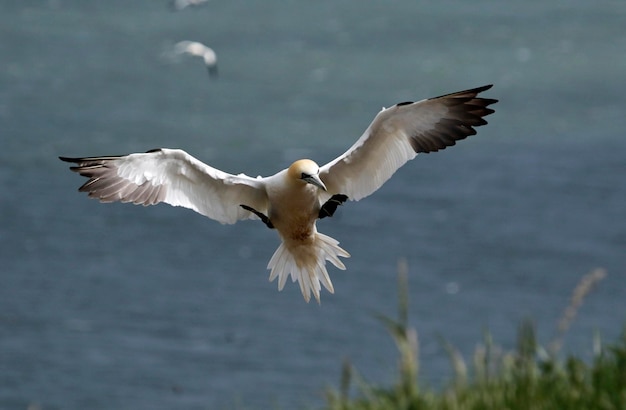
(169, 0), (209, 12)
(60, 85), (497, 303)
(173, 40), (218, 78)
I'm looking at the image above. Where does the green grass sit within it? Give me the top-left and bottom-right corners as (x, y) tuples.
(321, 264), (626, 410)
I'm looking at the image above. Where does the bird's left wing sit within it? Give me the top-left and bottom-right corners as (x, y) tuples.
(60, 148), (267, 224)
(319, 85), (497, 201)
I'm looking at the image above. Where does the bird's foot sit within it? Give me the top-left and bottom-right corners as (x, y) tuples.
(240, 204), (274, 229)
(318, 194), (349, 219)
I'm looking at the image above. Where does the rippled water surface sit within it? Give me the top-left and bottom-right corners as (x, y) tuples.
(1, 1), (625, 408)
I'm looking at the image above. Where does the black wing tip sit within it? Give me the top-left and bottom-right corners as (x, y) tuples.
(59, 155), (125, 162)
(207, 64), (218, 79)
(430, 84), (496, 101)
(466, 84), (493, 94)
(411, 84), (498, 154)
(59, 156), (79, 163)
(60, 150), (162, 170)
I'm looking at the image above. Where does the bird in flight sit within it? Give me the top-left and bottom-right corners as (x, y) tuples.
(169, 0), (209, 12)
(60, 85), (497, 303)
(173, 40), (218, 78)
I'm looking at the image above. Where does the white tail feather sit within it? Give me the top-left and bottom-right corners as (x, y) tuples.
(267, 232), (350, 303)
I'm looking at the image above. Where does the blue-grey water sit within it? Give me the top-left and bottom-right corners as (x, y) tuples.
(2, 1), (625, 409)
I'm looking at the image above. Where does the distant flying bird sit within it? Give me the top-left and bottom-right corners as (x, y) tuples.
(60, 85), (497, 303)
(173, 40), (218, 78)
(169, 0), (209, 12)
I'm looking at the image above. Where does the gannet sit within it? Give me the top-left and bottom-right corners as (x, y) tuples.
(173, 40), (218, 78)
(60, 85), (497, 303)
(169, 0), (209, 12)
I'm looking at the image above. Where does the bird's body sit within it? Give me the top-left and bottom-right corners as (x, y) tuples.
(60, 85), (497, 302)
(262, 161), (350, 299)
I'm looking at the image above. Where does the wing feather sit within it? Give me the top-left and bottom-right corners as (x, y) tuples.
(319, 85), (497, 201)
(60, 148), (267, 224)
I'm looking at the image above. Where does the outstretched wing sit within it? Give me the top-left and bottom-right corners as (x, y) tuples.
(319, 85), (497, 201)
(60, 148), (268, 224)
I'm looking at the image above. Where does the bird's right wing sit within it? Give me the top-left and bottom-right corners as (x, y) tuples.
(60, 148), (268, 224)
(319, 85), (497, 201)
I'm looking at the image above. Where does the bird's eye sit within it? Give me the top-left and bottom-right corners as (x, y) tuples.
(301, 172), (309, 179)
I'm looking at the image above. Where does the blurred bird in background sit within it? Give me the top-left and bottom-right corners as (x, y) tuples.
(169, 0), (209, 12)
(172, 40), (218, 78)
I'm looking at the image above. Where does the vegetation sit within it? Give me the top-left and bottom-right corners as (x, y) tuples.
(321, 264), (626, 410)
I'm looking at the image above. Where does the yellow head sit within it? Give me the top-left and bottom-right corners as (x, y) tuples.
(287, 159), (327, 191)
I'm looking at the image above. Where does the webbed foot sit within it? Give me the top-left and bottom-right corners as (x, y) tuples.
(240, 204), (274, 229)
(318, 194), (349, 219)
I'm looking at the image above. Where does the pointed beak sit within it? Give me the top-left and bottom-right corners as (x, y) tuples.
(303, 174), (327, 191)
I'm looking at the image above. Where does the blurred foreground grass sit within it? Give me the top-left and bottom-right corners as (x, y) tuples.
(322, 263), (625, 410)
